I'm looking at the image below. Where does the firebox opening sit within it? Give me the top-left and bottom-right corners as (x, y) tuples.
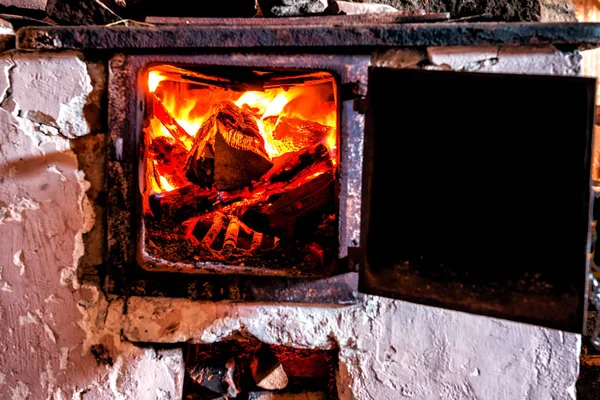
(139, 64), (340, 276)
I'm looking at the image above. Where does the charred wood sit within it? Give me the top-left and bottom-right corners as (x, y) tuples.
(263, 143), (331, 184)
(201, 213), (226, 248)
(148, 184), (216, 224)
(185, 101), (273, 191)
(148, 135), (188, 186)
(222, 216), (240, 252)
(188, 357), (239, 398)
(262, 116), (331, 153)
(242, 170), (335, 239)
(250, 232), (264, 251)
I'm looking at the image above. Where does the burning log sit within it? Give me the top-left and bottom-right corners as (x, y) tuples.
(201, 213), (226, 248)
(263, 143), (331, 184)
(148, 136), (189, 187)
(250, 345), (288, 390)
(188, 357), (239, 398)
(242, 170), (335, 239)
(250, 232), (264, 251)
(185, 101), (274, 191)
(148, 184), (216, 223)
(222, 216), (240, 253)
(262, 116), (331, 153)
(152, 93), (194, 149)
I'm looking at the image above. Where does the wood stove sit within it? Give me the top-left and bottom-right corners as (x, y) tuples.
(38, 20), (589, 335)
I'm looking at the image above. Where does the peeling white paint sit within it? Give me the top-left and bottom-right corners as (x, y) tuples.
(10, 381), (30, 400)
(0, 198), (41, 224)
(19, 311), (38, 326)
(40, 360), (57, 399)
(43, 322), (57, 344)
(59, 348), (70, 370)
(0, 372), (5, 385)
(7, 52), (94, 139)
(44, 294), (59, 304)
(46, 165), (68, 182)
(12, 250), (24, 276)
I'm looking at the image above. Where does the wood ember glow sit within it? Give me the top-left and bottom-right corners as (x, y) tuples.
(141, 64), (339, 274)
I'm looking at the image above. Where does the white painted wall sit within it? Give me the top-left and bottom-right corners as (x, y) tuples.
(0, 47), (583, 399)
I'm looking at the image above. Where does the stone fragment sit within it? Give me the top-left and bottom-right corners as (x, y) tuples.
(541, 0), (576, 22)
(46, 0), (122, 25)
(257, 0), (328, 17)
(343, 0), (544, 21)
(331, 0), (398, 14)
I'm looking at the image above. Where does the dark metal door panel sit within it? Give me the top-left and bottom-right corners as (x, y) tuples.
(359, 68), (596, 333)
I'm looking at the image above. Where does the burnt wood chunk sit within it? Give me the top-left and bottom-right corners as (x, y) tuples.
(148, 135), (188, 187)
(148, 184), (216, 223)
(242, 170), (335, 239)
(185, 101), (273, 191)
(188, 357), (239, 398)
(262, 116), (331, 154)
(250, 345), (289, 390)
(46, 0), (122, 25)
(264, 143), (331, 184)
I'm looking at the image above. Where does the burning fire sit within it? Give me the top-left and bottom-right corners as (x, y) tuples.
(145, 65), (338, 195)
(142, 65), (339, 267)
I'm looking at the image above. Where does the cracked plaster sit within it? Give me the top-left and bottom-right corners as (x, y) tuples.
(0, 47), (585, 400)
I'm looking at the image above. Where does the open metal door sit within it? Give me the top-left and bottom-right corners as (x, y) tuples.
(358, 67), (596, 333)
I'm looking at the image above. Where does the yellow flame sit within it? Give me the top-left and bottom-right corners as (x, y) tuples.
(159, 175), (175, 192)
(148, 70), (166, 93)
(161, 91), (204, 137)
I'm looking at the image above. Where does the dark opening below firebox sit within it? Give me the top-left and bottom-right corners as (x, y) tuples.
(139, 64), (340, 277)
(183, 339), (339, 400)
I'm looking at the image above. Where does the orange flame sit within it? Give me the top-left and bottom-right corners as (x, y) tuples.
(144, 66), (338, 197)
